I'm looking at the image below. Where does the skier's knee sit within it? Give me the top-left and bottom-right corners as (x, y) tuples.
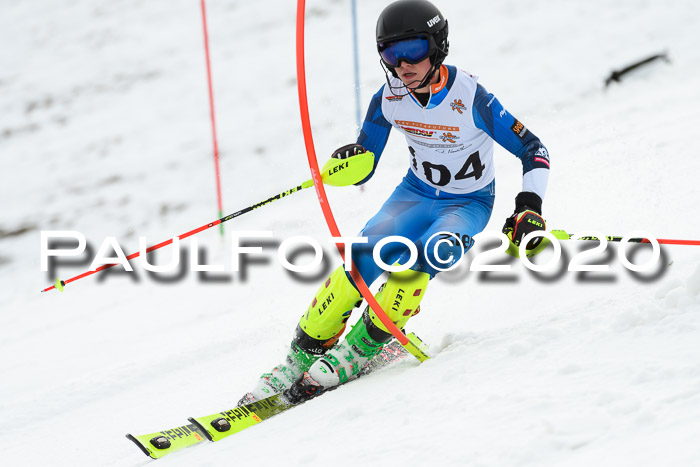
(423, 238), (465, 276)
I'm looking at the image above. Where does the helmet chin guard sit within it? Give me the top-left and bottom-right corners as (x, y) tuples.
(380, 59), (442, 98)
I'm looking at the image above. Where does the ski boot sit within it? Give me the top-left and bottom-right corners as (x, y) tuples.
(238, 338), (320, 404)
(239, 266), (363, 404)
(283, 371), (325, 404)
(305, 267), (429, 389)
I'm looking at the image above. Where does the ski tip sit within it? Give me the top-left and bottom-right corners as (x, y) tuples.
(405, 332), (431, 362)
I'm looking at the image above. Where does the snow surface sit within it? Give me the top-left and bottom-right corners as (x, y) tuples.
(1, 0), (700, 466)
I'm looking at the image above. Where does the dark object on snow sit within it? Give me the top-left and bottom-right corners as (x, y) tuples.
(605, 52), (670, 87)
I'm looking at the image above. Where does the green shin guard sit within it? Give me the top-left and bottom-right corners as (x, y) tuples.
(296, 266), (362, 352)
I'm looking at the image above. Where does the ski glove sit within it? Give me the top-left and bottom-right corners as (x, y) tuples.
(332, 143), (366, 160)
(502, 191), (546, 249)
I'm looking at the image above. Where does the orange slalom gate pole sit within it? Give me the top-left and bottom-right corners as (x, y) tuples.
(295, 0), (408, 346)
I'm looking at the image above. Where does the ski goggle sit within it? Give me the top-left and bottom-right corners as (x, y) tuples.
(378, 36), (433, 67)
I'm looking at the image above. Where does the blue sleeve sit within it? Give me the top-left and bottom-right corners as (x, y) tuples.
(472, 84), (550, 175)
(355, 86), (392, 184)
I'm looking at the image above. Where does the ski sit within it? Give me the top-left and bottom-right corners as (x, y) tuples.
(126, 422), (207, 459)
(126, 333), (428, 459)
(186, 333), (426, 442)
(188, 393), (290, 442)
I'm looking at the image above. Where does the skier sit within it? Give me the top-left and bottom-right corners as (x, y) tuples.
(241, 0), (550, 404)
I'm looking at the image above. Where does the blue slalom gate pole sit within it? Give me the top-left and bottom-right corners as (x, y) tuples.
(350, 0), (362, 135)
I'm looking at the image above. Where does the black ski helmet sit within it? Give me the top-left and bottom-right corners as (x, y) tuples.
(376, 0), (449, 69)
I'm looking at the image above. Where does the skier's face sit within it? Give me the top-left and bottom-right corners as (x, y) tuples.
(395, 57), (437, 92)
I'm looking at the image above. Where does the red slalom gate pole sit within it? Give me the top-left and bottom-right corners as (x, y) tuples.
(653, 239), (700, 245)
(200, 0), (224, 236)
(295, 0), (408, 346)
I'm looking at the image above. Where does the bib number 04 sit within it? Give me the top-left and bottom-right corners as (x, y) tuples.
(411, 148), (485, 187)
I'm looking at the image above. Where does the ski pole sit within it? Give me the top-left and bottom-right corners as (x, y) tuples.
(42, 153), (375, 293)
(550, 229), (700, 246)
(506, 229), (700, 258)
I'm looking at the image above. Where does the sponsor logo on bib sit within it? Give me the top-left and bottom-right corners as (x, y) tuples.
(450, 99), (466, 114)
